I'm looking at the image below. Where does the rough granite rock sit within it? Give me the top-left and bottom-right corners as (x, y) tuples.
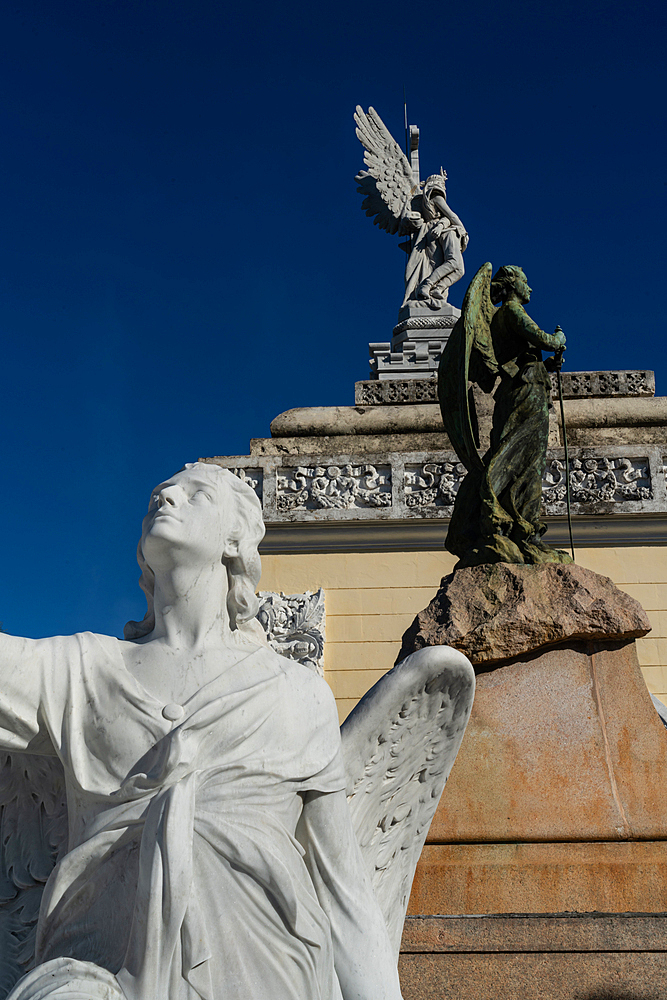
(396, 562), (651, 668)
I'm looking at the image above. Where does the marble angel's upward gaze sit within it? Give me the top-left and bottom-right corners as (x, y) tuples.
(0, 463), (474, 1000)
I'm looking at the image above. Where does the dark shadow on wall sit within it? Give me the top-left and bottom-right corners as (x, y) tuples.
(575, 992), (663, 1000)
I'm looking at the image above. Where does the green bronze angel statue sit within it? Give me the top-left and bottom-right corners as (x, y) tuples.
(438, 262), (573, 569)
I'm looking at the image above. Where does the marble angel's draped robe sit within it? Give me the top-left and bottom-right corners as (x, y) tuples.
(0, 633), (354, 1000)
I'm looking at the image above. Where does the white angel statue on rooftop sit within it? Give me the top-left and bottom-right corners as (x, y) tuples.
(0, 462), (474, 1000)
(355, 106), (469, 311)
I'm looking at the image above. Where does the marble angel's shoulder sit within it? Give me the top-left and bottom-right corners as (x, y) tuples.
(0, 630), (101, 673)
(28, 632), (138, 697)
(272, 650), (339, 726)
(54, 631), (122, 673)
(269, 651), (343, 785)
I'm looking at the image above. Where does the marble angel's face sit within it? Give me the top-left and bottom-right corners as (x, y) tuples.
(141, 467), (232, 569)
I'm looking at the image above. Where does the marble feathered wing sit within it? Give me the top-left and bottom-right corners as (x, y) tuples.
(340, 646), (475, 956)
(354, 105), (420, 235)
(0, 754), (68, 999)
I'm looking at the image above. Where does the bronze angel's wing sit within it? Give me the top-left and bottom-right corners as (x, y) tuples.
(354, 106), (420, 235)
(340, 646), (474, 956)
(437, 261), (498, 473)
(0, 754), (68, 999)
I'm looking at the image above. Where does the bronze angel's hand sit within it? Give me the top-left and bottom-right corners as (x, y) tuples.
(544, 334), (566, 373)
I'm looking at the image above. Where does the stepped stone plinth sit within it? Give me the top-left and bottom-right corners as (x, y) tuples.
(398, 563), (667, 1000)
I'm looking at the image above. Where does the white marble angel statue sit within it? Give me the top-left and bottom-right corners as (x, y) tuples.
(0, 462), (474, 1000)
(355, 105), (469, 311)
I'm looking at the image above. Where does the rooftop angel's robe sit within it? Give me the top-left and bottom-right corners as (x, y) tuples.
(0, 632), (351, 1000)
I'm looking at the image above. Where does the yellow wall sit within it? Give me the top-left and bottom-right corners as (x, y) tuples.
(259, 547), (667, 722)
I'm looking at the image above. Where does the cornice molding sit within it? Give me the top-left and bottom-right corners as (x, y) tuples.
(260, 514), (667, 554)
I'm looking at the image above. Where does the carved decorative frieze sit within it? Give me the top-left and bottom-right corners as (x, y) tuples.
(626, 371), (655, 395)
(405, 461), (467, 508)
(405, 456), (653, 511)
(357, 371), (655, 406)
(548, 370), (655, 399)
(228, 467), (263, 500)
(392, 315), (459, 337)
(355, 379), (438, 406)
(206, 446), (663, 523)
(543, 457), (652, 505)
(276, 464), (391, 512)
(257, 589), (325, 676)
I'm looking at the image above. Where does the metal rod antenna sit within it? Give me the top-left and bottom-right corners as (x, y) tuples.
(402, 85), (414, 257)
(553, 333), (575, 561)
(403, 85), (409, 159)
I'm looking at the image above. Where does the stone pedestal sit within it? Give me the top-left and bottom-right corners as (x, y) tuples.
(368, 302), (460, 380)
(398, 563), (667, 999)
(393, 302), (461, 347)
(399, 914), (667, 1000)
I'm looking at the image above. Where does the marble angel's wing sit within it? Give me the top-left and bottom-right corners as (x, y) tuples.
(354, 105), (420, 235)
(0, 754), (68, 998)
(438, 261), (498, 473)
(340, 645), (474, 955)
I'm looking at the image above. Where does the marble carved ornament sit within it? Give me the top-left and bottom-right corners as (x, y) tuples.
(354, 105), (469, 310)
(0, 463), (474, 1000)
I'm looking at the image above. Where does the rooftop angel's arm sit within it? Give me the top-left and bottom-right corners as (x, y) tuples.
(298, 787), (403, 1000)
(507, 300), (566, 353)
(431, 193), (467, 235)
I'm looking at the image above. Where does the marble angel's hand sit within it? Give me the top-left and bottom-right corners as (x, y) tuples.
(416, 278), (432, 299)
(402, 209), (423, 230)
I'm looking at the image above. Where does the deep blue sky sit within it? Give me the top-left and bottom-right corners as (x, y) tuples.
(1, 0), (665, 638)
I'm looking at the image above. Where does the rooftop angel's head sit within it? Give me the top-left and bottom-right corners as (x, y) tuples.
(421, 169), (448, 221)
(124, 462), (265, 640)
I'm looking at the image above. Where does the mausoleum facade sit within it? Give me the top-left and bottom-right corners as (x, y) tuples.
(202, 366), (667, 720)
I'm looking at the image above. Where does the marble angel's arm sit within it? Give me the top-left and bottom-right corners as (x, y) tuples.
(0, 633), (57, 752)
(430, 193), (467, 238)
(508, 300), (566, 352)
(298, 787), (403, 1000)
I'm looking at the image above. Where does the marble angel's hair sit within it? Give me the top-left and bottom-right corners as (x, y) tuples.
(490, 265), (526, 305)
(124, 463), (266, 643)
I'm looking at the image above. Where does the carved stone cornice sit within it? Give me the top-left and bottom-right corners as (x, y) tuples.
(199, 444), (667, 549)
(256, 515), (667, 554)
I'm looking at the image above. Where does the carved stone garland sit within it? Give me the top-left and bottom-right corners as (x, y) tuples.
(257, 590), (326, 676)
(276, 465), (391, 512)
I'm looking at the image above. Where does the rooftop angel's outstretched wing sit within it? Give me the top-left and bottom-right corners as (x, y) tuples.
(438, 261), (499, 473)
(354, 105), (420, 235)
(0, 754), (68, 999)
(340, 646), (474, 956)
